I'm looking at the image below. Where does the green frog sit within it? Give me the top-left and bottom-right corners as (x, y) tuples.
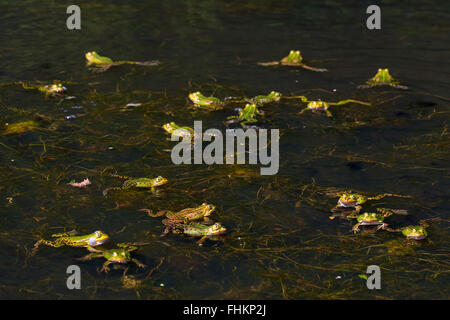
(161, 221), (227, 246)
(103, 175), (168, 196)
(33, 230), (110, 254)
(85, 51), (160, 72)
(11, 81), (67, 97)
(227, 103), (264, 126)
(350, 210), (404, 233)
(351, 212), (388, 233)
(251, 91), (282, 106)
(162, 122), (194, 140)
(188, 92), (225, 110)
(358, 68), (408, 89)
(140, 203), (215, 224)
(330, 191), (410, 217)
(78, 244), (146, 273)
(401, 225), (427, 240)
(296, 96), (371, 117)
(258, 50), (327, 72)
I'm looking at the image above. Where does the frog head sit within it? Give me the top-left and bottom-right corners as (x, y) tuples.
(188, 92), (205, 104)
(42, 83), (66, 95)
(370, 68), (395, 83)
(338, 193), (367, 207)
(307, 100), (329, 110)
(104, 249), (131, 263)
(88, 231), (110, 246)
(402, 225), (427, 240)
(268, 91), (282, 101)
(85, 51), (113, 65)
(200, 203), (216, 217)
(281, 50), (303, 64)
(206, 223), (227, 236)
(162, 122), (178, 133)
(152, 176), (168, 187)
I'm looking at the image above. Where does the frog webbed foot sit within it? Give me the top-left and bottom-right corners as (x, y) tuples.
(100, 261), (111, 273)
(196, 235), (208, 246)
(132, 259), (146, 269)
(352, 223), (361, 233)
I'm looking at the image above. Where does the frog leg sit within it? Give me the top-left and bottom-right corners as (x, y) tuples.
(77, 252), (103, 261)
(390, 83), (408, 90)
(103, 186), (123, 197)
(120, 60), (160, 66)
(51, 230), (77, 238)
(377, 208), (408, 216)
(100, 261), (112, 273)
(354, 205), (363, 214)
(368, 193), (411, 201)
(86, 245), (103, 253)
(329, 99), (371, 107)
(160, 226), (172, 237)
(196, 236), (208, 246)
(132, 259), (146, 269)
(377, 223), (389, 231)
(357, 83), (375, 89)
(284, 95), (309, 102)
(257, 61), (281, 66)
(138, 208), (169, 217)
(324, 109), (333, 117)
(31, 240), (58, 255)
(352, 223), (361, 233)
(33, 239), (64, 249)
(300, 63), (328, 72)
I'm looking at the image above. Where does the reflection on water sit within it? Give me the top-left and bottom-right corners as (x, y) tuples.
(0, 0), (448, 299)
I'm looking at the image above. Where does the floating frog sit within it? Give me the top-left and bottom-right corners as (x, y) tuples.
(401, 225), (427, 240)
(351, 212), (389, 233)
(350, 211), (403, 233)
(140, 203), (215, 224)
(85, 51), (160, 72)
(33, 230), (110, 254)
(329, 191), (410, 217)
(103, 175), (168, 196)
(250, 91), (282, 106)
(226, 103), (264, 126)
(358, 68), (408, 89)
(188, 92), (225, 110)
(22, 82), (67, 96)
(78, 244), (145, 273)
(161, 221), (227, 246)
(162, 122), (194, 140)
(258, 50), (327, 72)
(296, 96), (371, 117)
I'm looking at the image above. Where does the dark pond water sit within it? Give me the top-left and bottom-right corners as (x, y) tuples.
(0, 0), (448, 299)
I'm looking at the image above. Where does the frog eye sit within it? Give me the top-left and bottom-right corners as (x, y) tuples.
(95, 231), (101, 237)
(207, 205), (212, 210)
